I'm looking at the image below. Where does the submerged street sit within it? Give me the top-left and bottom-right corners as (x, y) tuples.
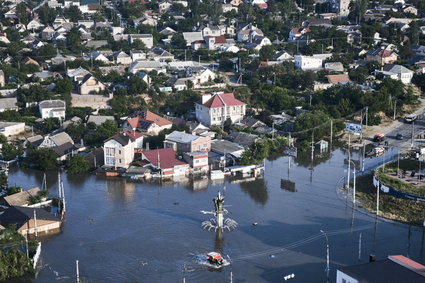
(8, 144), (425, 282)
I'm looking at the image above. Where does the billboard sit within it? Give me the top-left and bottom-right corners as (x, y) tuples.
(345, 123), (362, 135)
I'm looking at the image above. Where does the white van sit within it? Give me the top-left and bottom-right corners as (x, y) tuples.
(405, 114), (418, 123)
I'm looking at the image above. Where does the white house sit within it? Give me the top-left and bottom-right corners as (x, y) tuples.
(113, 51), (132, 65)
(294, 54), (332, 71)
(103, 133), (135, 169)
(375, 64), (414, 84)
(0, 122), (25, 137)
(128, 34), (154, 48)
(195, 92), (246, 126)
(38, 100), (66, 120)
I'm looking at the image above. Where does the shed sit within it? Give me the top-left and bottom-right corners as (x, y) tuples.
(315, 140), (329, 152)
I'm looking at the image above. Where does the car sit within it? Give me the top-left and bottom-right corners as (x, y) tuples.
(405, 114), (418, 123)
(373, 133), (385, 142)
(396, 133), (403, 140)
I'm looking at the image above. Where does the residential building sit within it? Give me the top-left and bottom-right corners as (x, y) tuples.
(130, 50), (147, 62)
(182, 32), (204, 46)
(0, 206), (61, 236)
(0, 187), (41, 207)
(128, 61), (167, 74)
(0, 33), (11, 44)
(164, 131), (211, 153)
(39, 132), (74, 148)
(78, 74), (106, 95)
(375, 64), (414, 84)
(288, 27), (311, 42)
(274, 51), (293, 61)
(141, 148), (189, 178)
(211, 139), (245, 161)
(122, 110), (173, 136)
(128, 34), (154, 48)
(103, 133), (136, 169)
(39, 100), (66, 120)
(366, 48), (398, 66)
(183, 151), (209, 174)
(195, 92), (246, 126)
(0, 122), (25, 137)
(237, 24), (264, 42)
(113, 51), (132, 65)
(336, 255), (425, 283)
(87, 115), (114, 126)
(294, 54), (332, 71)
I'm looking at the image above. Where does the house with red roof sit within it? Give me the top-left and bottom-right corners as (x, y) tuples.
(366, 48), (398, 66)
(195, 92), (246, 126)
(122, 110), (173, 136)
(141, 148), (190, 178)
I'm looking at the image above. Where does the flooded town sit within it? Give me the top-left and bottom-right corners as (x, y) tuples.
(0, 0), (425, 281)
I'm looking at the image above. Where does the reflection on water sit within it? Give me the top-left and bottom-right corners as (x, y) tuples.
(239, 178), (268, 205)
(105, 178), (136, 203)
(295, 149), (332, 168)
(214, 229), (224, 252)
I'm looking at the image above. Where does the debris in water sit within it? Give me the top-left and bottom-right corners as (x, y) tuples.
(269, 254), (275, 258)
(173, 202), (179, 205)
(252, 222), (258, 226)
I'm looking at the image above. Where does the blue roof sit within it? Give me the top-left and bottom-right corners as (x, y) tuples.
(80, 0), (99, 5)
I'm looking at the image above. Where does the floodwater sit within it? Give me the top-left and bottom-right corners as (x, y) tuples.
(7, 145), (425, 282)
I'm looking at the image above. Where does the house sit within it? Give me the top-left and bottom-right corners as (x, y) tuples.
(0, 187), (41, 207)
(237, 24), (263, 42)
(200, 25), (222, 37)
(103, 133), (136, 169)
(84, 51), (110, 64)
(366, 48), (398, 66)
(85, 40), (108, 49)
(195, 92), (246, 126)
(87, 115), (114, 126)
(324, 62), (344, 72)
(122, 130), (144, 149)
(128, 61), (167, 74)
(375, 64), (414, 84)
(183, 151), (209, 174)
(39, 100), (66, 120)
(128, 34), (154, 48)
(159, 27), (177, 39)
(336, 255), (425, 283)
(288, 27), (311, 42)
(67, 67), (91, 82)
(0, 70), (4, 87)
(294, 54), (332, 71)
(51, 53), (76, 65)
(137, 72), (151, 85)
(141, 148), (189, 178)
(147, 47), (174, 62)
(113, 51), (132, 65)
(78, 74), (106, 95)
(41, 26), (55, 40)
(211, 139), (245, 160)
(0, 206), (61, 235)
(0, 33), (10, 44)
(53, 142), (79, 161)
(164, 131), (211, 153)
(130, 50), (147, 62)
(182, 32), (204, 46)
(122, 110), (173, 136)
(227, 131), (259, 147)
(22, 57), (40, 67)
(0, 122), (25, 137)
(326, 74), (351, 85)
(274, 51), (293, 61)
(39, 132), (74, 148)
(0, 97), (17, 112)
(27, 19), (44, 30)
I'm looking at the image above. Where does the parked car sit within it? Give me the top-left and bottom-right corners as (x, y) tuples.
(405, 114), (418, 123)
(373, 133), (385, 142)
(396, 133), (403, 140)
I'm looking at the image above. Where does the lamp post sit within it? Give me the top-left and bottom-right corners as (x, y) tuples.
(320, 230), (330, 283)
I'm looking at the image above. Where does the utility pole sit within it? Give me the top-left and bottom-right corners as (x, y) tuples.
(411, 121), (415, 148)
(362, 143), (366, 172)
(365, 107), (368, 127)
(33, 209), (38, 237)
(347, 133), (351, 189)
(76, 260), (80, 283)
(376, 184), (380, 216)
(330, 119), (333, 146)
(25, 235), (29, 259)
(393, 99), (397, 120)
(358, 233), (362, 261)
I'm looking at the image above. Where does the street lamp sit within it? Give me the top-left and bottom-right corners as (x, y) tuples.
(320, 230), (330, 283)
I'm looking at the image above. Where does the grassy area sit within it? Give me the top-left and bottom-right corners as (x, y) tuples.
(356, 173), (425, 226)
(376, 159), (425, 196)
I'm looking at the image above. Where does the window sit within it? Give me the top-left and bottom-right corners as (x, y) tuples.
(119, 159), (122, 163)
(119, 150), (121, 154)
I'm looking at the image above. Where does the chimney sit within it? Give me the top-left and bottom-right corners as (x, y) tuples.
(369, 254), (376, 262)
(80, 138), (84, 147)
(201, 93), (212, 104)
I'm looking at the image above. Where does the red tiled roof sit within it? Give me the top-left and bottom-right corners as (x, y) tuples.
(127, 110), (172, 128)
(326, 74), (350, 84)
(214, 35), (227, 44)
(122, 130), (144, 139)
(142, 148), (187, 169)
(202, 93), (246, 108)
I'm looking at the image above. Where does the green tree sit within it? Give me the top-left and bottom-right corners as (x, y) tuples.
(66, 123), (87, 141)
(67, 155), (91, 174)
(128, 76), (148, 95)
(66, 27), (82, 54)
(16, 3), (30, 25)
(65, 6), (83, 22)
(26, 148), (57, 171)
(293, 110), (333, 140)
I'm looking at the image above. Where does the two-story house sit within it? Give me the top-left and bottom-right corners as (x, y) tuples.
(366, 48), (398, 66)
(288, 27), (311, 42)
(183, 151), (209, 174)
(39, 100), (66, 120)
(103, 133), (136, 169)
(122, 110), (173, 136)
(195, 92), (246, 126)
(375, 64), (414, 84)
(164, 131), (211, 153)
(78, 74), (106, 95)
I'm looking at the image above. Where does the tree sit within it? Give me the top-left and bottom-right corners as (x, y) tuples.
(37, 5), (57, 25)
(26, 148), (57, 171)
(67, 155), (91, 174)
(65, 6), (83, 22)
(66, 28), (82, 54)
(66, 123), (87, 141)
(127, 76), (148, 95)
(54, 78), (73, 94)
(16, 3), (30, 25)
(293, 110), (333, 140)
(259, 45), (276, 61)
(36, 44), (57, 60)
(171, 33), (186, 49)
